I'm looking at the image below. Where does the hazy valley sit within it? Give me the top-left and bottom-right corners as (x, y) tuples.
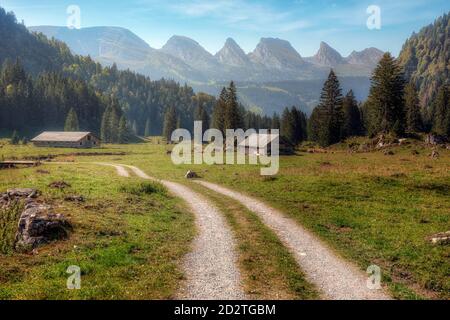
(29, 26), (384, 114)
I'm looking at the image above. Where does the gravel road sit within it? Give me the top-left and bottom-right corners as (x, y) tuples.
(196, 180), (391, 300)
(94, 163), (130, 177)
(119, 165), (246, 300)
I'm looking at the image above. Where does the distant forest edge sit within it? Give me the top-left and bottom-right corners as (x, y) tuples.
(0, 7), (449, 146)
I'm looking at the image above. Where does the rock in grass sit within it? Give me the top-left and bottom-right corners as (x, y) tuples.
(1, 188), (72, 251)
(185, 171), (199, 179)
(64, 195), (85, 202)
(7, 188), (38, 198)
(428, 231), (450, 245)
(48, 181), (71, 189)
(430, 150), (440, 160)
(15, 201), (72, 251)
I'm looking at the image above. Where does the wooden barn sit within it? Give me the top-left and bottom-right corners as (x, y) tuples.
(31, 132), (101, 148)
(238, 133), (279, 156)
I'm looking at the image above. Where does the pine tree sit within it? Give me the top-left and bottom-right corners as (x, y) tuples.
(144, 118), (151, 137)
(100, 107), (112, 143)
(195, 103), (210, 134)
(109, 103), (120, 143)
(404, 83), (423, 133)
(307, 107), (321, 142)
(299, 110), (308, 141)
(271, 113), (281, 130)
(64, 108), (79, 131)
(342, 90), (362, 138)
(224, 81), (242, 130)
(309, 70), (344, 146)
(212, 87), (227, 134)
(163, 106), (177, 143)
(118, 115), (130, 144)
(366, 53), (406, 136)
(281, 108), (295, 143)
(432, 85), (449, 137)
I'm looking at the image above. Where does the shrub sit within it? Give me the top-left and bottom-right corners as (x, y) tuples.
(119, 182), (167, 196)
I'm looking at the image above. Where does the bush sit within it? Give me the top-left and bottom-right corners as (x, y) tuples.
(119, 182), (167, 196)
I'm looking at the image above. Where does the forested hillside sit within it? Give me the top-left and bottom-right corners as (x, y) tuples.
(399, 12), (449, 108)
(0, 7), (212, 138)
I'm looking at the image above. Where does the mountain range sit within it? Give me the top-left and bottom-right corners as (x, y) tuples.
(29, 26), (384, 114)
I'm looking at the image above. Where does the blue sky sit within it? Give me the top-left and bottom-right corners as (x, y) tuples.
(2, 0), (449, 56)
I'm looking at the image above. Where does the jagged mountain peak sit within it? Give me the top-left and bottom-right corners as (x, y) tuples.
(215, 38), (250, 67)
(313, 41), (345, 66)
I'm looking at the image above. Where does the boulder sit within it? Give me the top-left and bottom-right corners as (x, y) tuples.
(428, 231), (450, 245)
(7, 188), (38, 198)
(185, 170), (199, 179)
(15, 201), (72, 251)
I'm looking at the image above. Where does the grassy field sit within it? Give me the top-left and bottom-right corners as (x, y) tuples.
(0, 156), (194, 299)
(0, 138), (449, 300)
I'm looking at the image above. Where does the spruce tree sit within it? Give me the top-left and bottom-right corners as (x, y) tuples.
(271, 113), (281, 130)
(366, 53), (406, 136)
(212, 87), (227, 134)
(163, 106), (177, 143)
(342, 90), (362, 138)
(307, 107), (321, 142)
(109, 103), (120, 143)
(118, 115), (130, 144)
(100, 107), (112, 143)
(224, 81), (243, 130)
(432, 85), (449, 136)
(404, 83), (423, 133)
(281, 108), (295, 143)
(309, 70), (344, 146)
(64, 108), (79, 131)
(195, 103), (210, 134)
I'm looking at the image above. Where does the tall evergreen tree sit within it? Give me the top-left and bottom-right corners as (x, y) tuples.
(118, 115), (131, 144)
(404, 83), (423, 133)
(194, 103), (210, 132)
(100, 106), (112, 142)
(271, 113), (281, 130)
(309, 70), (344, 146)
(163, 106), (177, 142)
(342, 90), (362, 138)
(366, 53), (406, 136)
(211, 87), (227, 134)
(64, 108), (79, 131)
(224, 81), (242, 130)
(431, 85), (449, 137)
(281, 107), (295, 143)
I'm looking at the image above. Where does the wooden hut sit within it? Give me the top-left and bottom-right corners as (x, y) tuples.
(31, 132), (100, 148)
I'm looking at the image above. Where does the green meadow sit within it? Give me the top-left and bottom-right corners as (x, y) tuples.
(0, 139), (449, 299)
